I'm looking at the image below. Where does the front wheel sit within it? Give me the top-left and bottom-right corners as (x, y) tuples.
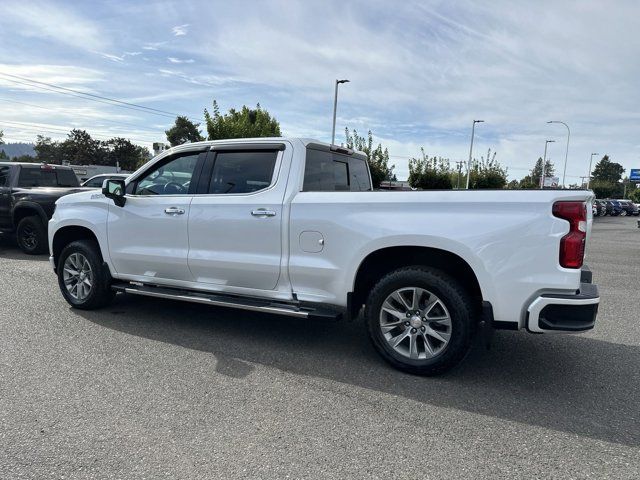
(16, 216), (47, 254)
(57, 240), (115, 310)
(365, 267), (475, 376)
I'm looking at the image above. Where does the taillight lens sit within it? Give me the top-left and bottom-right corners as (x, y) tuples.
(552, 201), (587, 268)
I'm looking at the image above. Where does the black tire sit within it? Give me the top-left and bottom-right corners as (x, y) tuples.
(365, 266), (475, 376)
(57, 240), (115, 310)
(16, 215), (48, 255)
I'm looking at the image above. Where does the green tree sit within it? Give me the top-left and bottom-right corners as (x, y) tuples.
(591, 155), (624, 183)
(165, 116), (204, 147)
(408, 148), (452, 189)
(344, 128), (395, 187)
(588, 155), (624, 198)
(34, 135), (62, 164)
(204, 100), (281, 140)
(103, 137), (150, 171)
(468, 149), (508, 189)
(59, 129), (105, 165)
(12, 154), (37, 162)
(0, 132), (6, 160)
(519, 157), (555, 188)
(630, 189), (640, 203)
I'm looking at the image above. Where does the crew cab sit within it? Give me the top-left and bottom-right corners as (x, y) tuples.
(0, 162), (86, 254)
(48, 138), (600, 375)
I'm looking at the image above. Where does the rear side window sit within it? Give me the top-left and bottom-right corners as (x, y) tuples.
(207, 151), (278, 194)
(17, 167), (79, 187)
(0, 166), (10, 187)
(303, 149), (372, 192)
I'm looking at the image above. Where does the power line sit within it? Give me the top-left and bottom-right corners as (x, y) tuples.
(0, 98), (171, 134)
(1, 120), (158, 144)
(0, 72), (206, 123)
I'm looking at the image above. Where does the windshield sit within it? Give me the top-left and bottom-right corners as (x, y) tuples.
(17, 167), (80, 188)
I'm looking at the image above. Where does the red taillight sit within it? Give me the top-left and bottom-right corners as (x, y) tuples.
(552, 201), (587, 269)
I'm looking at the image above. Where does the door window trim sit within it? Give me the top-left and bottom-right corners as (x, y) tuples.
(126, 150), (208, 197)
(195, 149), (284, 197)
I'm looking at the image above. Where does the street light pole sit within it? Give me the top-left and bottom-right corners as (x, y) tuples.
(331, 79), (350, 146)
(465, 120), (484, 189)
(547, 121), (570, 187)
(586, 153), (599, 189)
(541, 140), (555, 189)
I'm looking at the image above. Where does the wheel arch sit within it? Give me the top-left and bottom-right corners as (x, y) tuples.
(52, 225), (104, 267)
(349, 245), (486, 319)
(13, 202), (48, 229)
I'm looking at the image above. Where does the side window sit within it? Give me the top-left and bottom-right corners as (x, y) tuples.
(207, 151), (277, 194)
(134, 153), (199, 195)
(0, 166), (10, 187)
(303, 149), (372, 192)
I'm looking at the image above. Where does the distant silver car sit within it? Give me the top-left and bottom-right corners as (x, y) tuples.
(81, 173), (129, 188)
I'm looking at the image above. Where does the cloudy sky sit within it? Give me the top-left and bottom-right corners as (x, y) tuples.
(1, 0), (639, 181)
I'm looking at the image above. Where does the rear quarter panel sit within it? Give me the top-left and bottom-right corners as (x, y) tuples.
(289, 190), (591, 326)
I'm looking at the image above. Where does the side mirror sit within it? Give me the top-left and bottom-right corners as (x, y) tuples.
(102, 179), (126, 207)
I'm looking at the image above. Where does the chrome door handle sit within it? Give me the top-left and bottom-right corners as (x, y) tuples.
(251, 209), (276, 217)
(164, 207), (185, 215)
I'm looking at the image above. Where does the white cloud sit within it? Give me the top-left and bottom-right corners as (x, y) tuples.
(172, 24), (190, 36)
(2, 1), (107, 51)
(168, 57), (195, 64)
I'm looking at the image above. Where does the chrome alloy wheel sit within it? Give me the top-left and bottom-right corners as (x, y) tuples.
(63, 253), (93, 301)
(379, 287), (452, 360)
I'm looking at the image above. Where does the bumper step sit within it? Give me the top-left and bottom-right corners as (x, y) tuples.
(111, 282), (341, 321)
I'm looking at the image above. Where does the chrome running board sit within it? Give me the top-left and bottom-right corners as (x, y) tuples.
(111, 282), (340, 320)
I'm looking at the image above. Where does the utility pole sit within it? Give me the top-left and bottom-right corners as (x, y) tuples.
(465, 120), (484, 189)
(586, 153), (599, 189)
(331, 79), (350, 145)
(541, 140), (555, 189)
(547, 121), (570, 187)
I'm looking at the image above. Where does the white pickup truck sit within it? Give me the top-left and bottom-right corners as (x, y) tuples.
(48, 138), (599, 375)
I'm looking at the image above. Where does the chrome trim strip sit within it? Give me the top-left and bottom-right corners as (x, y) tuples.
(122, 287), (310, 318)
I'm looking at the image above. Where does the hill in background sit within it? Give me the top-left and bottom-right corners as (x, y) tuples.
(0, 142), (35, 158)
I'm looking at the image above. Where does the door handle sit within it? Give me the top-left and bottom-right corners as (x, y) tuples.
(164, 207), (185, 215)
(251, 209), (276, 217)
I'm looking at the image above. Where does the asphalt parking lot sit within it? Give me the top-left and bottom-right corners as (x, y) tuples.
(1, 216), (639, 479)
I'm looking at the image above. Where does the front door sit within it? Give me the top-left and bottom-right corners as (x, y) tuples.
(188, 148), (285, 291)
(107, 151), (204, 282)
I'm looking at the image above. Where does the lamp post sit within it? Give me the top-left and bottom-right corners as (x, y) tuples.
(541, 140), (555, 188)
(465, 120), (484, 189)
(547, 121), (570, 187)
(586, 153), (599, 189)
(331, 79), (350, 145)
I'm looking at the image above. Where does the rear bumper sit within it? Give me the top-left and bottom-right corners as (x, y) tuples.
(526, 269), (599, 333)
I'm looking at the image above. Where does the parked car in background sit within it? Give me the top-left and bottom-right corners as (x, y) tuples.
(615, 199), (639, 216)
(592, 203), (598, 216)
(594, 200), (607, 216)
(0, 162), (88, 254)
(604, 200), (622, 216)
(81, 173), (129, 188)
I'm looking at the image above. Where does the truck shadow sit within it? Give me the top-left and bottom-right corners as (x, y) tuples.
(0, 235), (49, 262)
(81, 294), (639, 447)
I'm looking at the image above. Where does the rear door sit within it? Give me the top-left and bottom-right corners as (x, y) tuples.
(188, 145), (286, 290)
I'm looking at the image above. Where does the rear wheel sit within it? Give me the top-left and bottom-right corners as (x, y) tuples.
(365, 266), (475, 376)
(57, 240), (115, 309)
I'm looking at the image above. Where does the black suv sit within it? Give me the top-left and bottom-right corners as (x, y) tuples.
(0, 163), (87, 254)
